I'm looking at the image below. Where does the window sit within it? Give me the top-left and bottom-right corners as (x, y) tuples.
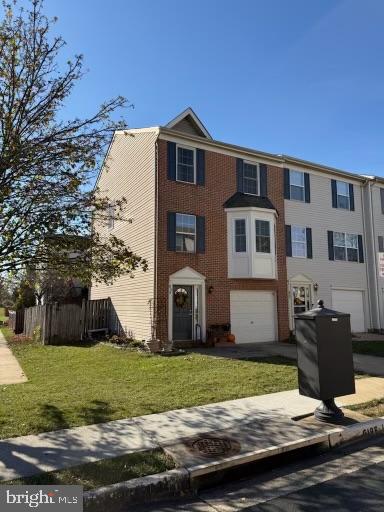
(176, 146), (195, 183)
(235, 219), (246, 252)
(336, 181), (350, 210)
(255, 220), (270, 253)
(333, 232), (358, 262)
(176, 213), (196, 252)
(292, 226), (307, 257)
(107, 204), (115, 230)
(243, 162), (259, 195)
(290, 171), (305, 201)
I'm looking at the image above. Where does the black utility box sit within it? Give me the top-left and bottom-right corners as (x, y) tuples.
(295, 300), (355, 401)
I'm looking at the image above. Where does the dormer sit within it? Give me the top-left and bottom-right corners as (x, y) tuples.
(165, 107), (212, 140)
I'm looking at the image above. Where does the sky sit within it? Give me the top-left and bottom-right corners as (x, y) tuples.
(24, 0), (384, 175)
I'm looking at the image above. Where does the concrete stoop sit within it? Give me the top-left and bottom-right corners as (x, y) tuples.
(83, 412), (384, 512)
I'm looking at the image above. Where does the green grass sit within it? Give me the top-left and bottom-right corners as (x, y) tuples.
(4, 449), (174, 490)
(0, 307), (8, 322)
(347, 398), (384, 418)
(0, 327), (298, 439)
(353, 340), (384, 357)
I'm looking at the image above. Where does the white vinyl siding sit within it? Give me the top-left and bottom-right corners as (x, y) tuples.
(91, 131), (157, 340)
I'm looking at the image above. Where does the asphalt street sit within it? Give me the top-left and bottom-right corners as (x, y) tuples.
(134, 437), (384, 512)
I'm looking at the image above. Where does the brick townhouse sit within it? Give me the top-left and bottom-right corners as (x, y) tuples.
(91, 108), (384, 343)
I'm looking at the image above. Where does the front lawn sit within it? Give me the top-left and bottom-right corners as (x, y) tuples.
(348, 398), (384, 418)
(353, 340), (384, 357)
(0, 328), (297, 439)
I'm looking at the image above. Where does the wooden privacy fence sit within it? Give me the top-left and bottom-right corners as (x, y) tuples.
(21, 298), (113, 345)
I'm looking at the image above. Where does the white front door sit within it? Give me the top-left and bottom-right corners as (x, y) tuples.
(331, 289), (365, 333)
(230, 290), (277, 344)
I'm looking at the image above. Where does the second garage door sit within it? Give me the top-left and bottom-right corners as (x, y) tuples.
(230, 291), (277, 344)
(331, 289), (365, 333)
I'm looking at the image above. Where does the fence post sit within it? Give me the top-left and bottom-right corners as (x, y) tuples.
(80, 299), (87, 340)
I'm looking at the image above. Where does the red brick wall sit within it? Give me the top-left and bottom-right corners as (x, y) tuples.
(155, 139), (290, 342)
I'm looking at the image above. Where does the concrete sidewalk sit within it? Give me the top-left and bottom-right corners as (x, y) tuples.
(1, 377), (383, 482)
(0, 330), (27, 385)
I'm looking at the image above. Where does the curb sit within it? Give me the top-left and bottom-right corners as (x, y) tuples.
(83, 468), (189, 512)
(82, 416), (384, 511)
(329, 416), (384, 447)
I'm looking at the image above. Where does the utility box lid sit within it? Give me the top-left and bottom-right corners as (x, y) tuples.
(294, 300), (350, 320)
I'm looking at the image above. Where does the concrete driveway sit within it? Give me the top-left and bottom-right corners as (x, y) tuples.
(190, 341), (384, 377)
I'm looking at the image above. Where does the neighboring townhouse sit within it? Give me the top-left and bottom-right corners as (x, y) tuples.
(362, 178), (384, 331)
(284, 164), (370, 333)
(92, 107), (380, 343)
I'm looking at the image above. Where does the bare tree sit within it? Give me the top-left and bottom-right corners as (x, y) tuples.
(0, 0), (147, 284)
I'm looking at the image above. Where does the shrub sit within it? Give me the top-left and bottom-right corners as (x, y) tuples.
(105, 335), (146, 351)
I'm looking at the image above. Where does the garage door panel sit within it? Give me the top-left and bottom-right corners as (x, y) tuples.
(331, 290), (365, 333)
(230, 291), (276, 344)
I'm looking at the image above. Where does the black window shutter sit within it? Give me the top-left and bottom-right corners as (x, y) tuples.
(167, 212), (176, 251)
(283, 168), (290, 199)
(379, 236), (384, 252)
(349, 184), (355, 211)
(196, 216), (205, 253)
(259, 164), (268, 197)
(331, 180), (337, 208)
(304, 173), (311, 203)
(380, 189), (384, 214)
(358, 234), (364, 263)
(328, 231), (334, 260)
(196, 149), (205, 186)
(285, 225), (292, 257)
(306, 227), (313, 259)
(167, 142), (176, 181)
(236, 158), (244, 192)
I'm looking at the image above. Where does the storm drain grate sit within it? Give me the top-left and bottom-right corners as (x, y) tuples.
(186, 437), (241, 458)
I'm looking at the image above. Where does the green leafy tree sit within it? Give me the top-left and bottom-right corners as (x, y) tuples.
(0, 0), (147, 284)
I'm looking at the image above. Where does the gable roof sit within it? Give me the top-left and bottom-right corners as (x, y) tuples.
(165, 107), (212, 139)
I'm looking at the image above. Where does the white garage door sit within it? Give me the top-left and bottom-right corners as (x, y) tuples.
(331, 290), (365, 333)
(230, 291), (277, 344)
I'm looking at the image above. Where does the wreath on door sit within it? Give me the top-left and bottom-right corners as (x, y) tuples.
(174, 288), (189, 308)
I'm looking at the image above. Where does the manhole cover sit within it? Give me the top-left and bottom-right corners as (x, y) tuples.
(185, 436), (241, 458)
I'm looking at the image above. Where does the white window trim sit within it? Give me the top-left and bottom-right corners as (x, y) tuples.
(175, 213), (196, 253)
(255, 219), (271, 254)
(243, 160), (260, 196)
(333, 231), (358, 262)
(176, 144), (196, 184)
(336, 181), (351, 210)
(291, 226), (307, 258)
(289, 170), (305, 202)
(232, 217), (248, 254)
